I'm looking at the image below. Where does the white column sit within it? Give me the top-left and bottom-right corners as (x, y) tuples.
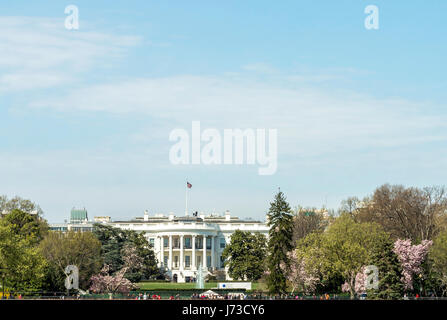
(211, 236), (215, 270)
(169, 235), (173, 269)
(160, 236), (164, 267)
(180, 235), (184, 270)
(157, 236), (161, 267)
(202, 235), (207, 269)
(192, 235), (196, 270)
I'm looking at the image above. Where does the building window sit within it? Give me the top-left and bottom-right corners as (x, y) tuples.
(196, 237), (203, 249)
(174, 238), (180, 249)
(220, 256), (225, 268)
(185, 255), (190, 268)
(206, 237), (211, 249)
(174, 256), (179, 268)
(149, 238), (155, 247)
(220, 238), (226, 249)
(164, 255), (168, 266)
(184, 237), (191, 249)
(163, 237), (169, 247)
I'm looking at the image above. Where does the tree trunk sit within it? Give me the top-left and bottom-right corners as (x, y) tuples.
(2, 276), (5, 299)
(350, 276), (356, 299)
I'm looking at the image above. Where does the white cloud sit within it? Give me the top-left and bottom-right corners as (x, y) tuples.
(0, 72), (71, 92)
(242, 63), (278, 74)
(5, 17), (444, 162)
(0, 16), (141, 92)
(26, 74), (447, 159)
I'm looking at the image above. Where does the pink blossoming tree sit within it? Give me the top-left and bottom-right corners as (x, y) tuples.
(89, 264), (135, 298)
(282, 250), (320, 295)
(393, 239), (432, 291)
(342, 267), (367, 295)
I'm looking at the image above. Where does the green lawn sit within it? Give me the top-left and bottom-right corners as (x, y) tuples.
(137, 281), (262, 291)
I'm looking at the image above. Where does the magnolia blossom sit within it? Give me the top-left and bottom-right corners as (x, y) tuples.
(283, 251), (320, 294)
(90, 264), (134, 294)
(354, 267), (367, 294)
(393, 239), (432, 290)
(121, 244), (144, 270)
(341, 282), (350, 293)
(341, 267), (368, 296)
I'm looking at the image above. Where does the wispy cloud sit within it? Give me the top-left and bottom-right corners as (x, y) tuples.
(0, 16), (141, 92)
(26, 74), (447, 159)
(0, 72), (72, 92)
(242, 63), (279, 74)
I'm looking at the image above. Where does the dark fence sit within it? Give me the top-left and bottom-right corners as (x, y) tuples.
(2, 290), (447, 300)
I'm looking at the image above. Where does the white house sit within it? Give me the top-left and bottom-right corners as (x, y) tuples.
(107, 210), (269, 283)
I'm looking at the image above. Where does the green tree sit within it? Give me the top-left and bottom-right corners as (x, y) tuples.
(323, 214), (389, 298)
(428, 230), (447, 296)
(222, 230), (267, 281)
(0, 199), (49, 294)
(93, 224), (159, 282)
(295, 231), (334, 294)
(0, 224), (47, 294)
(296, 214), (389, 298)
(125, 227), (159, 281)
(367, 236), (404, 299)
(1, 208), (48, 245)
(266, 190), (294, 294)
(39, 231), (102, 291)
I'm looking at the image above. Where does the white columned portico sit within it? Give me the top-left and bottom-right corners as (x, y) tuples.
(202, 235), (207, 269)
(211, 235), (215, 270)
(169, 235), (173, 269)
(192, 235), (196, 270)
(180, 235), (184, 270)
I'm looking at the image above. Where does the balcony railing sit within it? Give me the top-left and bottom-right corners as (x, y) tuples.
(164, 246), (211, 250)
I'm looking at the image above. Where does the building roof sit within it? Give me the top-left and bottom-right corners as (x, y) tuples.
(70, 208), (88, 222)
(111, 216), (263, 224)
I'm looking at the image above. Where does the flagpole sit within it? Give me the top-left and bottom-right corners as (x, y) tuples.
(185, 181), (188, 216)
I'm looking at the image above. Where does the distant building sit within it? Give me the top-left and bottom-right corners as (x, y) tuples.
(48, 223), (69, 232)
(49, 222), (93, 233)
(49, 207), (93, 232)
(70, 207), (88, 224)
(298, 208), (330, 218)
(94, 216), (111, 223)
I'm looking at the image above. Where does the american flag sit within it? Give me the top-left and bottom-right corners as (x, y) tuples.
(187, 182), (192, 188)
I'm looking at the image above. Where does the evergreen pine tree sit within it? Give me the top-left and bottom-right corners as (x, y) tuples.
(367, 236), (404, 299)
(266, 189), (294, 294)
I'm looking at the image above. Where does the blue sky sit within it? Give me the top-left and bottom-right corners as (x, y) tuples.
(1, 1), (446, 223)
